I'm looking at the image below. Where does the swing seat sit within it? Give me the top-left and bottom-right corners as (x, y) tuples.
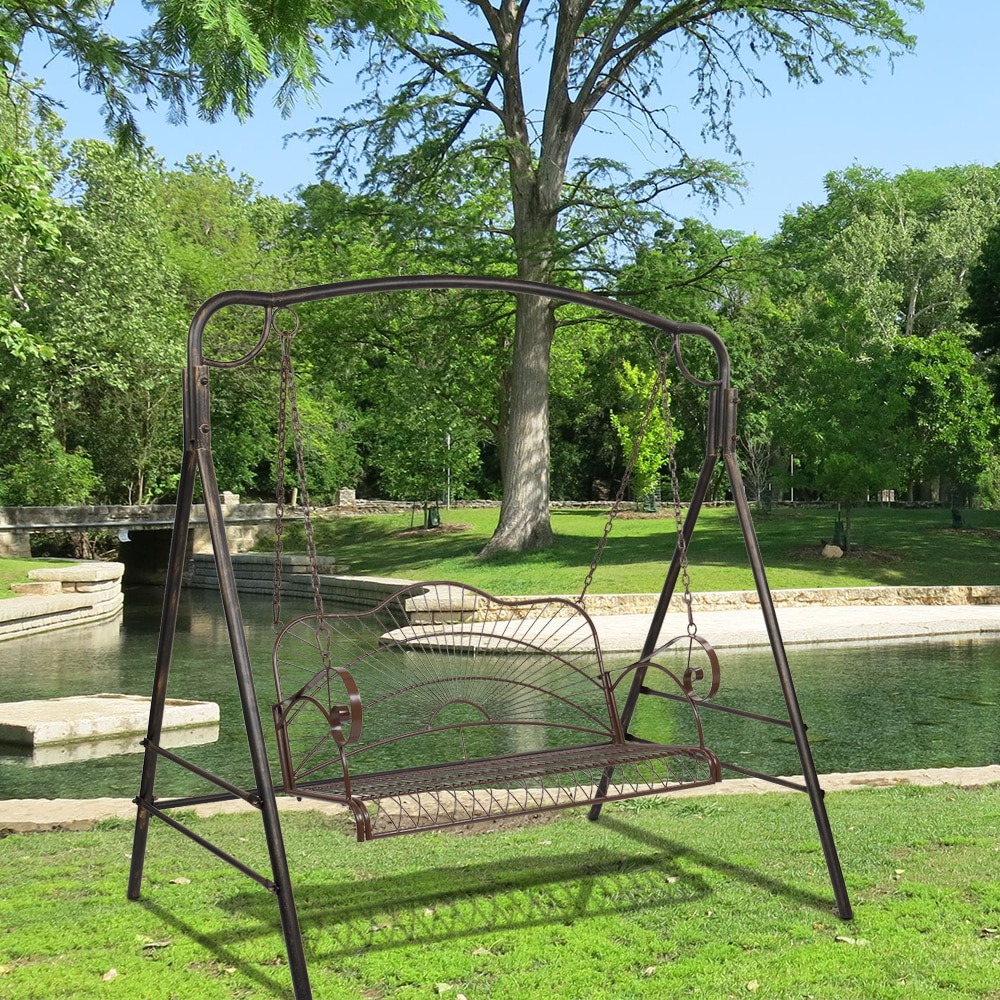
(272, 581), (722, 840)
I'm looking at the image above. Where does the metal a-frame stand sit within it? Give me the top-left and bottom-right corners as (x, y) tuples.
(128, 275), (852, 1000)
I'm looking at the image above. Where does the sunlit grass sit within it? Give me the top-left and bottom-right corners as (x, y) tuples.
(0, 558), (67, 598)
(2, 784), (1000, 998)
(273, 505), (1000, 595)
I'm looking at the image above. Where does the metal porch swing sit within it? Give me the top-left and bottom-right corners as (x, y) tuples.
(128, 275), (852, 1000)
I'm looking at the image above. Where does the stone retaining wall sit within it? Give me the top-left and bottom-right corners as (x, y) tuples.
(185, 553), (412, 613)
(325, 498), (731, 516)
(0, 562), (124, 641)
(577, 584), (1000, 615)
(185, 553), (1000, 618)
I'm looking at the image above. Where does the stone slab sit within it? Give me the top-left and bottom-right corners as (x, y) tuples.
(591, 603), (1000, 653)
(29, 561), (124, 583)
(63, 579), (120, 594)
(0, 590), (122, 625)
(0, 693), (219, 746)
(2, 722), (220, 766)
(9, 581), (61, 596)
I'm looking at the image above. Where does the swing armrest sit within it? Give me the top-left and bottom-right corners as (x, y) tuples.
(642, 633), (720, 701)
(272, 667), (363, 794)
(610, 633), (721, 703)
(275, 665), (364, 748)
(609, 657), (714, 749)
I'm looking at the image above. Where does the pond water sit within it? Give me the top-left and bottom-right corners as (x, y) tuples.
(1, 586), (998, 800)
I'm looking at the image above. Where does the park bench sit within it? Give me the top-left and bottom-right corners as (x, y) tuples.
(271, 581), (722, 840)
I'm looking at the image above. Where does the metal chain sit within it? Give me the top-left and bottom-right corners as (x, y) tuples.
(577, 346), (671, 605)
(664, 336), (696, 636)
(272, 309), (328, 642)
(272, 311), (288, 631)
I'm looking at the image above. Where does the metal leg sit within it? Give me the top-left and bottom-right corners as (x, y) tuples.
(196, 445), (314, 998)
(723, 450), (853, 919)
(128, 445), (197, 900)
(130, 362), (314, 997)
(589, 450), (719, 821)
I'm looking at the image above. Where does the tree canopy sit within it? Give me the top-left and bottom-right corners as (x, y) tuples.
(2, 0), (441, 144)
(307, 0), (921, 555)
(5, 0), (998, 546)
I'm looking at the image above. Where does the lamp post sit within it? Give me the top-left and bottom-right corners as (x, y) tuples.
(445, 432), (452, 508)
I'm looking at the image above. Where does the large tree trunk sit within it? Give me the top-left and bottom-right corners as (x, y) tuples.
(478, 280), (556, 556)
(475, 3), (572, 558)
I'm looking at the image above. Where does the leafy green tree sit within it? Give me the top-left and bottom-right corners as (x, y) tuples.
(277, 383), (364, 505)
(897, 331), (997, 503)
(156, 155), (307, 499)
(0, 80), (65, 383)
(609, 361), (674, 503)
(784, 164), (1000, 342)
(778, 339), (909, 544)
(286, 174), (514, 501)
(613, 219), (775, 497)
(309, 0), (918, 555)
(366, 386), (483, 504)
(965, 217), (1000, 397)
(3, 1), (440, 145)
(158, 155), (295, 308)
(0, 441), (98, 506)
(763, 163), (1000, 512)
(29, 139), (185, 503)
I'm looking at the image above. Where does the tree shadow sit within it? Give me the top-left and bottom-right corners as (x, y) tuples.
(600, 816), (841, 916)
(137, 898), (290, 999)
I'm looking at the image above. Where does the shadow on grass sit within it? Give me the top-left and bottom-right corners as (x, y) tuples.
(136, 814), (838, 991)
(601, 816), (841, 917)
(221, 846), (709, 960)
(292, 505), (1000, 590)
(138, 898), (289, 999)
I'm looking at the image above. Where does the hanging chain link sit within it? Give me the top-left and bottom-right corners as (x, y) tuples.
(664, 335), (697, 636)
(578, 344), (671, 605)
(272, 309), (328, 654)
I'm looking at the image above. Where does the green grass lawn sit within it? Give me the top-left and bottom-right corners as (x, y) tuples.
(0, 558), (67, 598)
(2, 784), (1000, 998)
(280, 505), (1000, 595)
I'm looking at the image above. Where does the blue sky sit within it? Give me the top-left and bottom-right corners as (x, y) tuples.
(26, 2), (999, 238)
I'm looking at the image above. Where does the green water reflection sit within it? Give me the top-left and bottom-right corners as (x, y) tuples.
(1, 587), (998, 799)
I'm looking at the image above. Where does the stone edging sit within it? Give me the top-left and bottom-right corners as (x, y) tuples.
(4, 764), (999, 834)
(0, 562), (124, 641)
(576, 584), (1000, 615)
(185, 558), (1000, 617)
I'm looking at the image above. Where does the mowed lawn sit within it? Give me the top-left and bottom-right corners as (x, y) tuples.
(0, 558), (70, 597)
(2, 784), (1000, 999)
(284, 504), (1000, 595)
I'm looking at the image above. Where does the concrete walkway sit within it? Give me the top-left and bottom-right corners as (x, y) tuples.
(2, 601), (998, 834)
(594, 601), (1000, 653)
(4, 764), (1000, 835)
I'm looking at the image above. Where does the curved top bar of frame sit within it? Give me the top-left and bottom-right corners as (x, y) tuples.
(186, 274), (731, 390)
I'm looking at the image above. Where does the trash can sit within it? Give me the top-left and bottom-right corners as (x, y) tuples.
(425, 506), (441, 529)
(832, 519), (848, 550)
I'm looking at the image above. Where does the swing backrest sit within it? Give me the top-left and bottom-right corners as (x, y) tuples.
(271, 581), (619, 785)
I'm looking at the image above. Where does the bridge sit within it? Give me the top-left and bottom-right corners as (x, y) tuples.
(0, 498), (301, 584)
